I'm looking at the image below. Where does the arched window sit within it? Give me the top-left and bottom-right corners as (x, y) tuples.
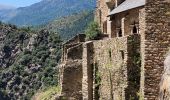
(118, 29), (122, 37)
(131, 21), (139, 34)
(133, 25), (137, 34)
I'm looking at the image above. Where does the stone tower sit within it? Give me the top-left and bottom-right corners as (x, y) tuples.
(141, 0), (170, 99)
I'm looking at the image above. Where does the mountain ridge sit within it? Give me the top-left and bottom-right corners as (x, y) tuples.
(0, 4), (16, 10)
(36, 10), (94, 40)
(0, 0), (96, 26)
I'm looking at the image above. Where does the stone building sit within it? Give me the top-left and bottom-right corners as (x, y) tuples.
(58, 0), (170, 100)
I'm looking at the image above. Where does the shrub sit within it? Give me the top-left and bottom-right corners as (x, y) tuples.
(19, 54), (32, 65)
(13, 85), (19, 92)
(85, 21), (101, 40)
(0, 24), (62, 99)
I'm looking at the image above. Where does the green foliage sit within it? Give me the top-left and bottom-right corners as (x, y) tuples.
(19, 54), (32, 65)
(137, 91), (144, 100)
(94, 63), (101, 99)
(0, 9), (94, 100)
(85, 21), (101, 40)
(33, 86), (61, 100)
(126, 36), (141, 99)
(34, 11), (94, 40)
(0, 24), (62, 100)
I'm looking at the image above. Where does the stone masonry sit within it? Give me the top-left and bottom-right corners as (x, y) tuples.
(58, 0), (170, 99)
(93, 34), (140, 99)
(144, 0), (170, 99)
(59, 34), (141, 100)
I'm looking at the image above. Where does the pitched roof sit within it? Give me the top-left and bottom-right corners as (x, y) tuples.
(109, 0), (145, 15)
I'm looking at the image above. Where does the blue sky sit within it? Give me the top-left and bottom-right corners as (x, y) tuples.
(0, 0), (42, 7)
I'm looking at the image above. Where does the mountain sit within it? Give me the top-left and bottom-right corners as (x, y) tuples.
(0, 10), (94, 100)
(0, 0), (96, 26)
(0, 4), (16, 10)
(36, 10), (94, 40)
(0, 4), (16, 21)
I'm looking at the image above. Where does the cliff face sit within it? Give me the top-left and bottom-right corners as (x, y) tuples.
(0, 23), (62, 100)
(0, 24), (29, 68)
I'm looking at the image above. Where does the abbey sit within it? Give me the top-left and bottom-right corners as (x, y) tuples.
(58, 0), (170, 99)
(96, 0), (144, 38)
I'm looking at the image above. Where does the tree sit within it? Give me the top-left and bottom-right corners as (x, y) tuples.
(85, 21), (101, 40)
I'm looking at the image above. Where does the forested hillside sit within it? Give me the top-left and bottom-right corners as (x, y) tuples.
(0, 23), (62, 99)
(0, 11), (94, 99)
(0, 0), (96, 99)
(37, 11), (94, 40)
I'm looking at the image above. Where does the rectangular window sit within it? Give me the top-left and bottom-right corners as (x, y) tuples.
(103, 21), (107, 34)
(116, 28), (122, 37)
(120, 50), (124, 60)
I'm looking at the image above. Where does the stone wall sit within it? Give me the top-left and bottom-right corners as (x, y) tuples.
(64, 34), (86, 45)
(93, 36), (128, 100)
(125, 35), (141, 99)
(143, 0), (170, 99)
(95, 0), (110, 26)
(110, 7), (143, 38)
(60, 60), (83, 99)
(95, 0), (115, 34)
(82, 41), (94, 100)
(67, 44), (83, 60)
(62, 34), (85, 62)
(93, 34), (141, 100)
(59, 34), (141, 100)
(59, 35), (85, 99)
(58, 0), (170, 99)
(139, 7), (146, 99)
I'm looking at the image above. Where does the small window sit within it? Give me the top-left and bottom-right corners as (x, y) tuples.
(109, 49), (112, 61)
(118, 29), (122, 37)
(133, 25), (137, 34)
(99, 10), (102, 26)
(131, 21), (139, 34)
(103, 21), (107, 33)
(120, 50), (125, 60)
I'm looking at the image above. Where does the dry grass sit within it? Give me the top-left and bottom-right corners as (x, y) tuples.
(32, 86), (61, 100)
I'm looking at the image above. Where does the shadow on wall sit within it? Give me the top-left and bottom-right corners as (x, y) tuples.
(93, 62), (101, 100)
(125, 35), (141, 99)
